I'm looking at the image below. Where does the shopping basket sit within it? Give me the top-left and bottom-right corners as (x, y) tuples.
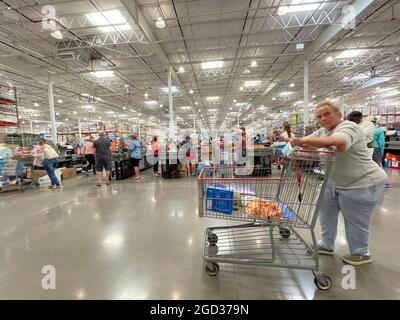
(197, 148), (336, 290)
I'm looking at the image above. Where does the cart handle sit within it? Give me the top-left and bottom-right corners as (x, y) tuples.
(292, 149), (334, 154)
(197, 166), (289, 180)
(197, 177), (289, 181)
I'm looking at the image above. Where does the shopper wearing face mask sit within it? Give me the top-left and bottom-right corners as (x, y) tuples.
(289, 101), (387, 266)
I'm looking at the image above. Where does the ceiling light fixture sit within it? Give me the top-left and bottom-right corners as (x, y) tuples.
(57, 99), (63, 103)
(351, 74), (370, 81)
(272, 97), (276, 101)
(279, 91), (294, 96)
(189, 89), (193, 94)
(201, 61), (223, 70)
(86, 10), (131, 32)
(156, 17), (166, 29)
(335, 49), (367, 59)
(239, 86), (244, 91)
(178, 66), (185, 73)
(312, 94), (316, 98)
(278, 0), (325, 16)
(34, 102), (39, 107)
(144, 93), (149, 99)
(162, 86), (178, 93)
(51, 30), (63, 40)
(289, 83), (295, 87)
(206, 96), (219, 101)
(144, 100), (158, 105)
(296, 43), (304, 51)
(92, 70), (115, 78)
(244, 80), (261, 87)
(326, 56), (334, 63)
(251, 60), (257, 67)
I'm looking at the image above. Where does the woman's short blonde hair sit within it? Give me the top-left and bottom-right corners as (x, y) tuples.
(315, 100), (342, 116)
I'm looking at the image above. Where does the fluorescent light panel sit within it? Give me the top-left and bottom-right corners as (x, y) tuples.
(86, 10), (131, 32)
(206, 96), (219, 101)
(201, 61), (223, 70)
(361, 77), (394, 89)
(278, 0), (325, 15)
(244, 80), (261, 87)
(162, 86), (178, 93)
(351, 74), (369, 81)
(92, 70), (115, 78)
(144, 100), (158, 105)
(335, 49), (367, 59)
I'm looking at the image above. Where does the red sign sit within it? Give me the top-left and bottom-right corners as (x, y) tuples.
(0, 84), (18, 127)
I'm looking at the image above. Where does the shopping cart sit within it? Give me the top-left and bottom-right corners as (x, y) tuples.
(198, 148), (335, 290)
(0, 157), (23, 192)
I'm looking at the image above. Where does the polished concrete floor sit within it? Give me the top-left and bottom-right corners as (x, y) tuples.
(0, 169), (399, 300)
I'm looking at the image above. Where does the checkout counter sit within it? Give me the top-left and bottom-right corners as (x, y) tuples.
(112, 150), (152, 180)
(385, 128), (400, 156)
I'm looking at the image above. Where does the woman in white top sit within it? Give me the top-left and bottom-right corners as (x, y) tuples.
(289, 101), (386, 265)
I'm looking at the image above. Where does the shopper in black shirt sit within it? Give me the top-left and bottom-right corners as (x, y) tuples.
(94, 131), (112, 186)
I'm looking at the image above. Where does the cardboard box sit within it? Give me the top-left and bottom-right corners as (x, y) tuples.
(61, 167), (77, 180)
(33, 170), (48, 179)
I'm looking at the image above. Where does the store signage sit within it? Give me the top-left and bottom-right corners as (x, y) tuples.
(0, 84), (18, 127)
(0, 84), (16, 102)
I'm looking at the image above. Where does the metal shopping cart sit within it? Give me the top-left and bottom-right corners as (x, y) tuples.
(0, 157), (23, 192)
(197, 148), (335, 290)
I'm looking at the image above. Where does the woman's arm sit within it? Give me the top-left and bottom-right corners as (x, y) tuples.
(289, 136), (346, 152)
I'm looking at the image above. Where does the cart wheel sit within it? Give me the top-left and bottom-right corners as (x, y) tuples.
(314, 275), (332, 290)
(279, 227), (291, 239)
(207, 233), (218, 245)
(205, 263), (219, 276)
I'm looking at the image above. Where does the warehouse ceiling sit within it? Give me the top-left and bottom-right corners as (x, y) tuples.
(0, 0), (399, 132)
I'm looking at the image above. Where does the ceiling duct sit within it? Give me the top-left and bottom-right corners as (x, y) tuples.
(58, 49), (90, 67)
(57, 40), (102, 68)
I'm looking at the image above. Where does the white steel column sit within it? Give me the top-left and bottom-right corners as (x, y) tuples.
(303, 60), (309, 127)
(48, 79), (57, 144)
(340, 94), (344, 117)
(78, 118), (82, 143)
(168, 65), (174, 138)
(251, 104), (254, 127)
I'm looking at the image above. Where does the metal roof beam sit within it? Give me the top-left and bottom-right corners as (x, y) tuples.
(251, 0), (375, 107)
(120, 0), (187, 95)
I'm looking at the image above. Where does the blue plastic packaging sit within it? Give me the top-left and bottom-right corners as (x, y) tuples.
(206, 186), (234, 215)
